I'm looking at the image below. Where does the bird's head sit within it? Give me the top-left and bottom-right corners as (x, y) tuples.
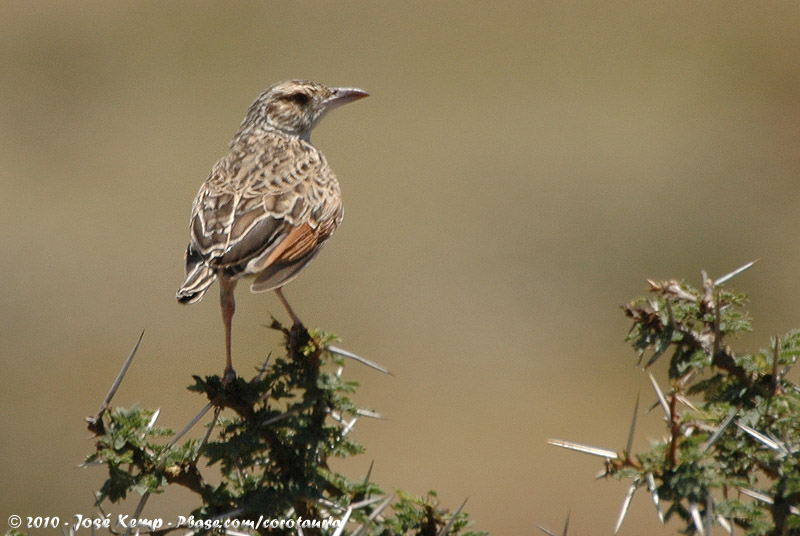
(239, 80), (368, 141)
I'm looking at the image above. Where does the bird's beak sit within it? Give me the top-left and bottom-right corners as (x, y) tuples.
(324, 87), (370, 111)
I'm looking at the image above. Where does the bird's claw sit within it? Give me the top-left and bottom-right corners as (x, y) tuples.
(222, 367), (237, 385)
(288, 322), (310, 357)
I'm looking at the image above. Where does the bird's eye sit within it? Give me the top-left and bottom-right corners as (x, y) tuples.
(288, 92), (310, 105)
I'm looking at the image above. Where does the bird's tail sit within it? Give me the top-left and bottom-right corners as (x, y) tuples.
(176, 245), (217, 304)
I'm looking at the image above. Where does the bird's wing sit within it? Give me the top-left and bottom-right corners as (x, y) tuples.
(188, 137), (342, 281)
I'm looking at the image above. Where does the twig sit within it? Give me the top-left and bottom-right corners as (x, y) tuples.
(326, 345), (391, 375)
(86, 330), (144, 433)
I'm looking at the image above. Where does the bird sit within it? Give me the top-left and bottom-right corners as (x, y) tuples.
(176, 80), (368, 381)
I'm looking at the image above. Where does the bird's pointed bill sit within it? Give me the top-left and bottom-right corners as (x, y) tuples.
(324, 87), (369, 111)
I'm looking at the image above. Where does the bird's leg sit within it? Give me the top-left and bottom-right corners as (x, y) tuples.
(274, 287), (308, 354)
(220, 276), (238, 383)
(274, 287), (303, 327)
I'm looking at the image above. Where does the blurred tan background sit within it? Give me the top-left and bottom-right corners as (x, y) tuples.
(2, 2), (800, 534)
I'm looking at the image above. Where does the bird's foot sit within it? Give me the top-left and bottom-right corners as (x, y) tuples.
(222, 366), (237, 385)
(288, 322), (311, 357)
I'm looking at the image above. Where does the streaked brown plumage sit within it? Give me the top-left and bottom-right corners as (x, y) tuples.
(176, 80), (368, 380)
